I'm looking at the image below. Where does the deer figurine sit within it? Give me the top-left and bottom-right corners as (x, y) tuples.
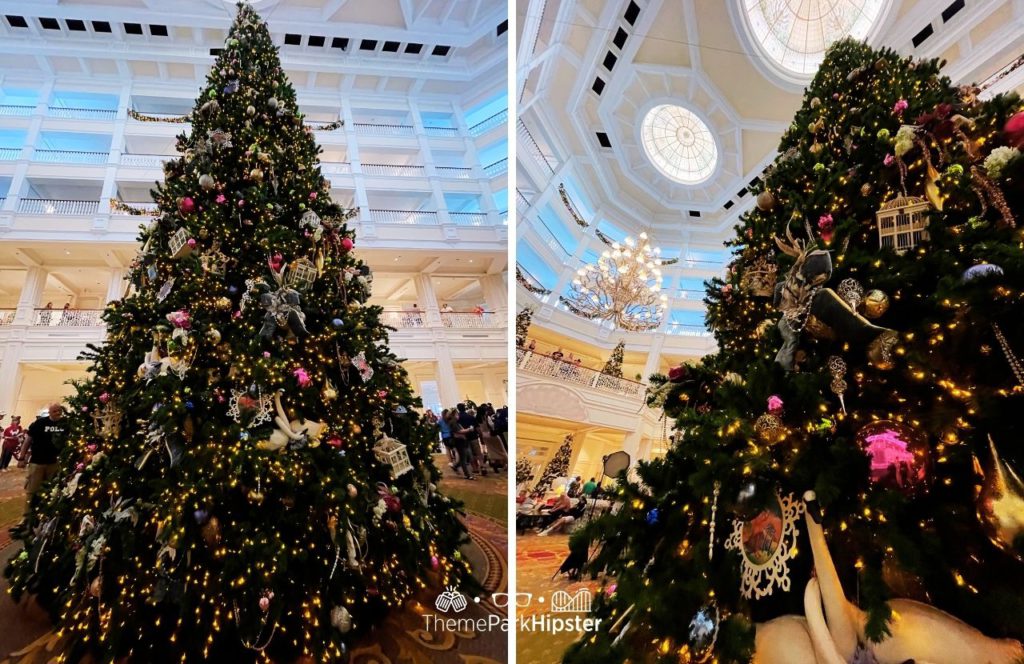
(754, 492), (1023, 664)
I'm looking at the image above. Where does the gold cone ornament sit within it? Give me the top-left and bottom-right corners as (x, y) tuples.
(976, 435), (1024, 559)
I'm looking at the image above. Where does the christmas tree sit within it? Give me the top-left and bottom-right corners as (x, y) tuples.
(566, 40), (1024, 664)
(5, 5), (469, 662)
(600, 340), (625, 378)
(533, 434), (573, 495)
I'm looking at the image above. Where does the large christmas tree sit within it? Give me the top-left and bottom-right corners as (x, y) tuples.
(566, 40), (1024, 664)
(6, 5), (469, 661)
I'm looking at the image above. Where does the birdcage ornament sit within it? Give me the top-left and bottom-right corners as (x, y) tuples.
(740, 255), (778, 297)
(300, 210), (323, 238)
(91, 405), (123, 438)
(168, 227), (193, 259)
(286, 258), (318, 290)
(876, 195), (931, 254)
(373, 434), (412, 477)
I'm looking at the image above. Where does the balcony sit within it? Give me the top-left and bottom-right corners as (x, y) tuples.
(435, 166), (473, 179)
(18, 198), (99, 215)
(120, 153), (168, 168)
(0, 105), (34, 117)
(0, 310), (15, 325)
(352, 123), (415, 137)
(380, 310), (502, 329)
(369, 209), (439, 225)
(423, 126), (459, 137)
(47, 107), (117, 121)
(449, 211), (488, 226)
(362, 163), (426, 177)
(32, 308), (104, 327)
(469, 110), (508, 137)
(34, 149), (107, 164)
(484, 158), (508, 178)
(0, 147), (18, 160)
(516, 349), (645, 399)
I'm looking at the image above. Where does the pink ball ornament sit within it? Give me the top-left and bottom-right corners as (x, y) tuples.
(237, 199), (245, 208)
(99, 392), (111, 403)
(430, 556), (439, 570)
(178, 197), (195, 214)
(82, 406), (89, 413)
(87, 444), (98, 453)
(341, 237), (354, 252)
(309, 191), (317, 200)
(75, 462), (85, 472)
(187, 238), (197, 248)
(259, 597), (270, 612)
(767, 395), (784, 415)
(215, 194), (227, 205)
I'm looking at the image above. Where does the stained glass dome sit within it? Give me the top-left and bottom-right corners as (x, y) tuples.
(640, 104), (718, 185)
(742, 0), (888, 77)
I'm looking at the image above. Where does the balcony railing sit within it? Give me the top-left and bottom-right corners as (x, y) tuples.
(435, 166), (473, 179)
(368, 209), (439, 225)
(0, 147), (19, 160)
(352, 123), (415, 137)
(321, 162), (352, 175)
(0, 104), (34, 117)
(34, 149), (108, 164)
(516, 349), (645, 398)
(18, 199), (99, 215)
(469, 110), (508, 136)
(380, 310), (501, 329)
(449, 211), (488, 226)
(32, 308), (104, 326)
(47, 106), (117, 120)
(362, 163), (426, 177)
(423, 126), (459, 137)
(441, 311), (500, 328)
(0, 310), (15, 326)
(484, 158), (508, 177)
(120, 153), (167, 168)
(517, 119), (557, 174)
(666, 323), (712, 338)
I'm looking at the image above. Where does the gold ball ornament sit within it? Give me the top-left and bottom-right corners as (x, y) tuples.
(347, 483), (358, 498)
(755, 190), (775, 211)
(89, 577), (102, 598)
(322, 385), (337, 401)
(215, 296), (232, 311)
(201, 516), (221, 546)
(206, 328), (222, 344)
(861, 290), (890, 319)
(860, 182), (873, 197)
(754, 413), (785, 444)
(809, 142), (824, 155)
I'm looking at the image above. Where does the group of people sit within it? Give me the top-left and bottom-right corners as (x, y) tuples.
(436, 402), (508, 480)
(514, 475), (602, 535)
(1, 404), (68, 525)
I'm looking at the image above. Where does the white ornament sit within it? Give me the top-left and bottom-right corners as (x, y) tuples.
(724, 491), (805, 599)
(330, 606), (352, 633)
(227, 388), (274, 428)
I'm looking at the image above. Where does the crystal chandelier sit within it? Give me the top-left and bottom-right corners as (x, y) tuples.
(561, 232), (668, 331)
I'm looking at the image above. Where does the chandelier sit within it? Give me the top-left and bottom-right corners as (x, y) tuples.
(560, 232), (668, 331)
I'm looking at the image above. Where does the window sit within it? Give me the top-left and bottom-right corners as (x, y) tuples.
(640, 104), (717, 184)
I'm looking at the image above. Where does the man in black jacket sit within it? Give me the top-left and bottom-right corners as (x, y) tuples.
(23, 403), (68, 521)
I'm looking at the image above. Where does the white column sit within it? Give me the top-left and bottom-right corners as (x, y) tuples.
(567, 430), (587, 477)
(413, 274), (442, 326)
(0, 342), (25, 419)
(641, 333), (666, 381)
(479, 273), (507, 319)
(13, 266), (47, 325)
(621, 430), (642, 467)
(340, 100), (370, 223)
(434, 344), (460, 408)
(481, 369), (506, 405)
(105, 268), (127, 303)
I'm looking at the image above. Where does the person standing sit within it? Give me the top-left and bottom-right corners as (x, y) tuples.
(23, 404), (68, 519)
(40, 302), (53, 325)
(582, 477), (598, 497)
(449, 408), (474, 480)
(457, 403), (485, 476)
(1, 415), (24, 471)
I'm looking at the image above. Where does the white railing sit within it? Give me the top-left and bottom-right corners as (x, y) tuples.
(362, 163), (426, 177)
(321, 162), (352, 175)
(352, 123), (415, 137)
(34, 149), (108, 164)
(436, 166), (473, 179)
(369, 209), (439, 225)
(47, 106), (117, 120)
(0, 147), (19, 160)
(449, 211), (488, 226)
(423, 126), (459, 137)
(516, 349), (645, 398)
(32, 308), (104, 327)
(666, 323), (712, 338)
(441, 311), (499, 328)
(0, 310), (15, 326)
(18, 199), (99, 215)
(380, 310), (427, 328)
(0, 104), (34, 116)
(517, 119), (557, 174)
(120, 153), (167, 168)
(484, 158), (508, 177)
(469, 109), (508, 136)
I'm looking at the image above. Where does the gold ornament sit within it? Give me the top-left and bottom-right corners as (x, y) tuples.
(202, 516), (221, 546)
(804, 314), (836, 340)
(975, 435), (1024, 560)
(860, 182), (873, 197)
(215, 296), (232, 311)
(867, 330), (898, 370)
(861, 289), (890, 319)
(754, 413), (785, 444)
(756, 190), (775, 211)
(322, 380), (338, 401)
(248, 489), (265, 504)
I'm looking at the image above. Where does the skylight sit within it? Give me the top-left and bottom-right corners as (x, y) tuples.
(640, 104), (717, 185)
(743, 0), (887, 77)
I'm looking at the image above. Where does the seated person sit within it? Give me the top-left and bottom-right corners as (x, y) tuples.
(539, 497), (588, 536)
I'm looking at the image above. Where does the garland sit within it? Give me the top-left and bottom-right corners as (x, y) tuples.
(309, 120), (345, 131)
(516, 266), (551, 295)
(127, 108), (191, 124)
(558, 183), (589, 228)
(110, 199), (156, 216)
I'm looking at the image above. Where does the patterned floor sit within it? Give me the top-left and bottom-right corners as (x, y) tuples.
(515, 534), (604, 664)
(0, 462), (508, 663)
